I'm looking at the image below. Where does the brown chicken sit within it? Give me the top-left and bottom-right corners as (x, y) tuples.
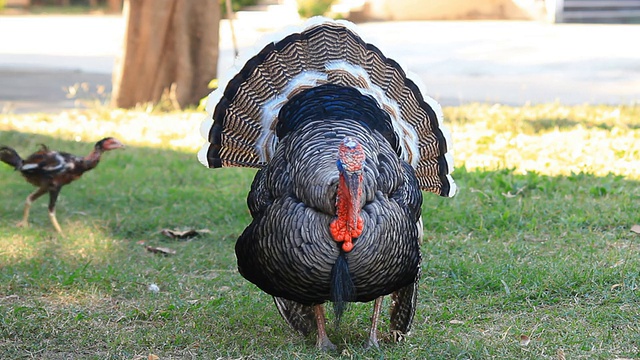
(0, 137), (124, 234)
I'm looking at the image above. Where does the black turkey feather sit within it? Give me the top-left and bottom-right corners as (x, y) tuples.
(199, 17), (455, 350)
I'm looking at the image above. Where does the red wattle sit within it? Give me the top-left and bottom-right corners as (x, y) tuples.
(329, 175), (363, 252)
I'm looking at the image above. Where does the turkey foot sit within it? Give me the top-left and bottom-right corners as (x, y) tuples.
(314, 305), (337, 351)
(317, 334), (337, 352)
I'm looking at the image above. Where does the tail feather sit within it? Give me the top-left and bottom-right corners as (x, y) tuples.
(0, 146), (22, 170)
(330, 253), (355, 325)
(273, 296), (316, 336)
(198, 17), (456, 197)
(390, 279), (419, 339)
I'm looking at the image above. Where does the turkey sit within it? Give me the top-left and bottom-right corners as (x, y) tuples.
(198, 17), (455, 350)
(0, 138), (124, 234)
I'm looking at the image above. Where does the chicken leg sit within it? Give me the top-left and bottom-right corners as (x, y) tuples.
(16, 186), (63, 234)
(17, 187), (47, 229)
(47, 188), (63, 234)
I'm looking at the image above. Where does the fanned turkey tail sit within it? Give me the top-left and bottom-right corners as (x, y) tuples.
(0, 146), (22, 170)
(198, 17), (456, 197)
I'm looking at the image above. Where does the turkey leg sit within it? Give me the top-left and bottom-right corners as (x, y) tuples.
(313, 304), (336, 351)
(366, 296), (384, 348)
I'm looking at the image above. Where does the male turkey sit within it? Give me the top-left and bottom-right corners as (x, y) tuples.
(198, 17), (456, 350)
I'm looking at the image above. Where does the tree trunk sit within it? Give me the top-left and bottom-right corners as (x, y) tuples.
(106, 0), (123, 13)
(111, 0), (220, 109)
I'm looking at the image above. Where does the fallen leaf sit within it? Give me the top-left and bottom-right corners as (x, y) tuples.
(502, 186), (526, 198)
(136, 240), (146, 245)
(501, 279), (511, 295)
(145, 246), (176, 255)
(557, 348), (566, 360)
(449, 319), (464, 325)
(391, 329), (405, 343)
(0, 294), (20, 303)
(469, 188), (490, 198)
(160, 228), (211, 240)
(519, 334), (530, 346)
(523, 234), (547, 243)
(631, 225), (640, 234)
(610, 259), (625, 268)
(611, 283), (623, 291)
(148, 354), (159, 360)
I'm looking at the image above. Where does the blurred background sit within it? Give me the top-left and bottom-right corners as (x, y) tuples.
(0, 0), (638, 114)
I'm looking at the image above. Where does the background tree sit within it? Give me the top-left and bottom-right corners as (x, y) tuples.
(111, 0), (220, 109)
(106, 0), (122, 12)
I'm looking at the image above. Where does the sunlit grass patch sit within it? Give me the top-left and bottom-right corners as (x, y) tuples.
(0, 109), (204, 152)
(454, 125), (640, 177)
(444, 103), (640, 178)
(445, 103), (640, 132)
(1, 103), (639, 178)
(1, 234), (41, 264)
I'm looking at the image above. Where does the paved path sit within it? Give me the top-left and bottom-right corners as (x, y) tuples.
(0, 15), (638, 113)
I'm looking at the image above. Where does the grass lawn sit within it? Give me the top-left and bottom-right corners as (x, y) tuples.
(0, 104), (639, 359)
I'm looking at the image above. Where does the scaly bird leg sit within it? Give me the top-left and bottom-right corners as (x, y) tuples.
(313, 304), (336, 351)
(48, 211), (63, 235)
(17, 187), (47, 228)
(47, 188), (63, 234)
(367, 296), (384, 349)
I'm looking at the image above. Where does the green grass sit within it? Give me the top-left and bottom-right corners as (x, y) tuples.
(1, 104), (639, 359)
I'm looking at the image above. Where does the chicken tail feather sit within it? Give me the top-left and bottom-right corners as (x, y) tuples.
(0, 146), (22, 170)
